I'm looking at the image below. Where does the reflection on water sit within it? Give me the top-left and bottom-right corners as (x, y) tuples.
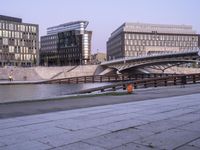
(0, 83), (110, 103)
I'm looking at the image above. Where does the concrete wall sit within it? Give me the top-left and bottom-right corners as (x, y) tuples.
(0, 67), (42, 81)
(0, 65), (99, 81)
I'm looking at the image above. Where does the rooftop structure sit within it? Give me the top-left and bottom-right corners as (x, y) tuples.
(111, 22), (197, 38)
(0, 15), (22, 23)
(47, 21), (89, 35)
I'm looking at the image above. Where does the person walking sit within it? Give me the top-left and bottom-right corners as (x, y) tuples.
(8, 75), (13, 81)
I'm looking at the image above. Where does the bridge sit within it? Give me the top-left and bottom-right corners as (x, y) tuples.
(101, 50), (200, 73)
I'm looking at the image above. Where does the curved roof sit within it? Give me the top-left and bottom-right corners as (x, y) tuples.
(47, 21), (89, 35)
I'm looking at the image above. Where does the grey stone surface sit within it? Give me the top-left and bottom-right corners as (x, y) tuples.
(177, 120), (200, 132)
(112, 142), (156, 150)
(52, 142), (106, 150)
(0, 141), (52, 150)
(188, 138), (200, 148)
(0, 127), (68, 146)
(170, 113), (200, 123)
(175, 145), (200, 150)
(38, 128), (110, 147)
(135, 119), (188, 133)
(134, 129), (200, 149)
(83, 128), (153, 149)
(96, 118), (147, 132)
(0, 142), (5, 147)
(1, 93), (200, 149)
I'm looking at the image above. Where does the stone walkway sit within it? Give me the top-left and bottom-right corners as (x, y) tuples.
(0, 94), (200, 150)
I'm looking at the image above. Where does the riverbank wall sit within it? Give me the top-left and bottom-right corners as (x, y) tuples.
(0, 65), (101, 81)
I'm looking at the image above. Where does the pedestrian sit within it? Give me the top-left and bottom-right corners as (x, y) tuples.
(8, 75), (12, 81)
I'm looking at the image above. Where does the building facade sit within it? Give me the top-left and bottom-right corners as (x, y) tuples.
(0, 15), (39, 67)
(107, 22), (200, 60)
(91, 52), (106, 64)
(40, 21), (92, 66)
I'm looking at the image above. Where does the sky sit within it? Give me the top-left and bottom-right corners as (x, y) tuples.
(1, 0), (200, 53)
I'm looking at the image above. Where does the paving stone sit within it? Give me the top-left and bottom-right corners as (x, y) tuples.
(0, 142), (5, 147)
(52, 142), (106, 150)
(108, 108), (142, 115)
(0, 141), (52, 150)
(23, 121), (58, 130)
(71, 111), (117, 121)
(0, 118), (21, 125)
(83, 128), (153, 149)
(134, 113), (170, 122)
(136, 119), (188, 133)
(188, 138), (200, 148)
(0, 127), (68, 145)
(0, 93), (200, 149)
(0, 119), (52, 130)
(134, 129), (200, 149)
(0, 120), (26, 130)
(112, 142), (156, 150)
(97, 119), (147, 132)
(194, 110), (200, 114)
(170, 113), (200, 123)
(0, 126), (32, 137)
(56, 113), (141, 131)
(38, 128), (110, 147)
(160, 108), (196, 117)
(175, 145), (200, 150)
(177, 120), (200, 132)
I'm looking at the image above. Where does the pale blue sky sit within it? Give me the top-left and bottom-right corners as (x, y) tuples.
(1, 0), (200, 53)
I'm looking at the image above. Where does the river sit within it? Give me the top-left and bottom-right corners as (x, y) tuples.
(0, 83), (110, 103)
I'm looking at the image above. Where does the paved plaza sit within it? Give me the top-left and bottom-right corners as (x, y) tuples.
(0, 93), (200, 149)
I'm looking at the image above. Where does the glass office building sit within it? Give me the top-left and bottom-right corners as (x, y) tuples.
(0, 15), (39, 67)
(40, 21), (92, 66)
(107, 22), (200, 60)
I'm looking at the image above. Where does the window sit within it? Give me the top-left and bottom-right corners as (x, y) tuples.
(138, 40), (141, 45)
(3, 38), (8, 45)
(21, 25), (25, 32)
(144, 34), (147, 40)
(9, 24), (14, 30)
(150, 41), (153, 46)
(136, 34), (139, 40)
(9, 46), (15, 53)
(3, 30), (8, 37)
(6, 23), (8, 30)
(15, 32), (19, 38)
(2, 23), (5, 29)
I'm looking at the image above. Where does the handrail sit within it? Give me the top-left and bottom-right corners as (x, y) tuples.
(69, 73), (200, 94)
(39, 73), (177, 84)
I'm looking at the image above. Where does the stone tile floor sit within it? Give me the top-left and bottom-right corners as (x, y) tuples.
(0, 93), (200, 150)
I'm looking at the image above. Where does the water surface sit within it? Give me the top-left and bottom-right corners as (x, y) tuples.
(0, 83), (110, 103)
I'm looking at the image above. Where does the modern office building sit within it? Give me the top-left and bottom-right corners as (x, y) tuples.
(40, 21), (92, 66)
(107, 22), (200, 60)
(0, 15), (39, 67)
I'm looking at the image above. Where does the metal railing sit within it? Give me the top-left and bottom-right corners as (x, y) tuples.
(40, 73), (177, 84)
(70, 73), (200, 94)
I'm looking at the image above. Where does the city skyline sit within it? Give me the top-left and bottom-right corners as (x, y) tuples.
(1, 0), (200, 53)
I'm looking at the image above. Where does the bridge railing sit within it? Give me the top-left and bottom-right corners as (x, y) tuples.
(70, 73), (200, 94)
(102, 49), (199, 65)
(40, 73), (177, 84)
